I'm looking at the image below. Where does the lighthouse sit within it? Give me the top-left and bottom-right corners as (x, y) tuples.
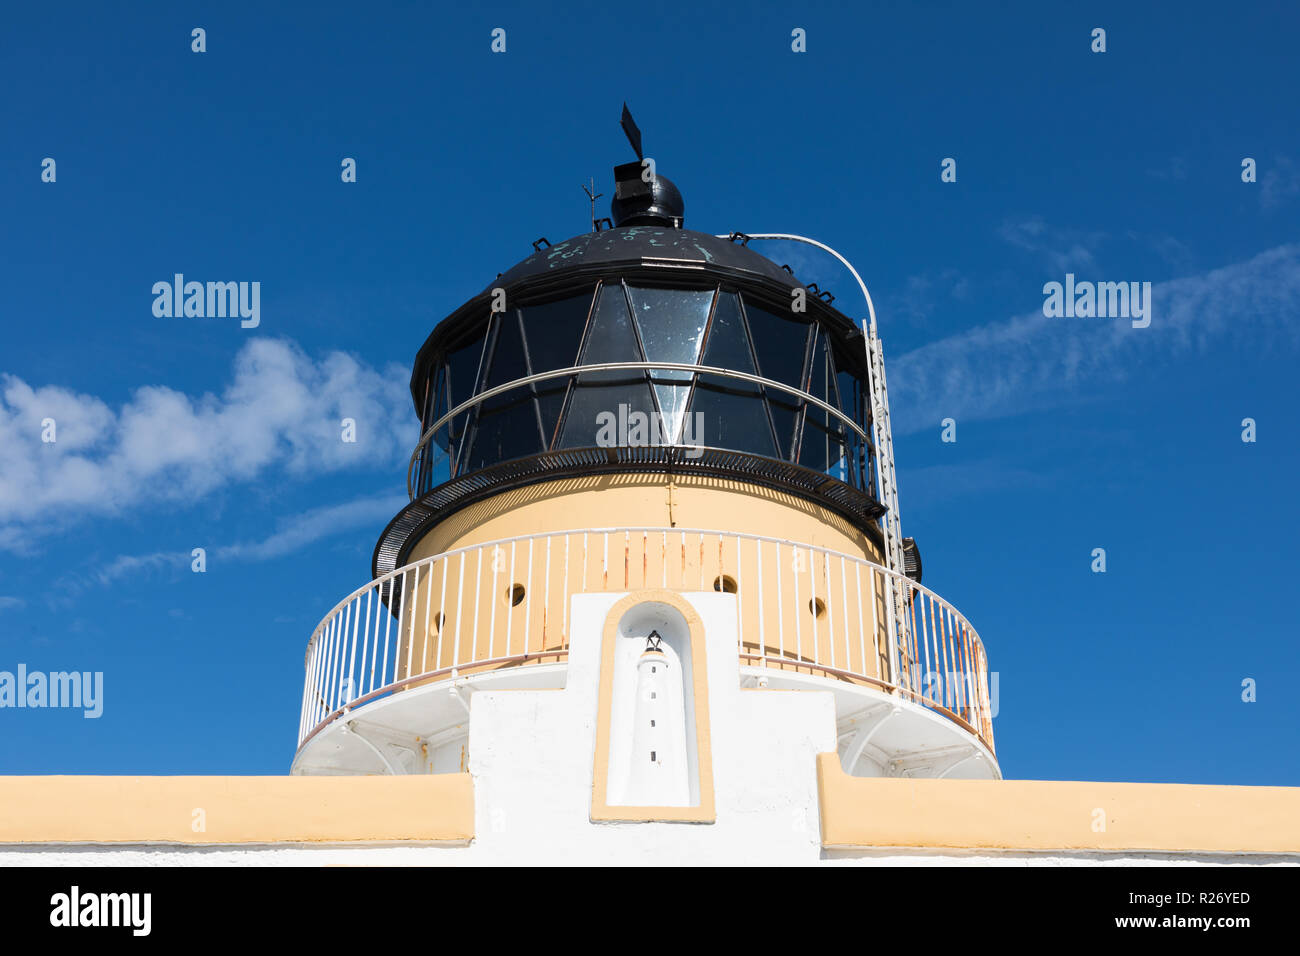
(612, 630), (692, 807)
(291, 111), (998, 812)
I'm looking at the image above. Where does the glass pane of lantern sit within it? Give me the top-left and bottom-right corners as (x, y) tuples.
(443, 325), (490, 415)
(741, 298), (812, 460)
(461, 311), (544, 472)
(432, 363), (447, 421)
(799, 329), (848, 476)
(559, 282), (657, 448)
(834, 343), (866, 488)
(627, 286), (713, 443)
(416, 366), (447, 493)
(519, 289), (596, 448)
(689, 293), (777, 457)
(440, 323), (490, 472)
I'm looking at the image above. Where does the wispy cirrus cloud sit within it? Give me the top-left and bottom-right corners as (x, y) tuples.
(0, 338), (415, 550)
(894, 269), (971, 328)
(890, 243), (1300, 434)
(61, 491), (409, 597)
(214, 492), (407, 562)
(92, 551), (190, 588)
(998, 216), (1108, 273)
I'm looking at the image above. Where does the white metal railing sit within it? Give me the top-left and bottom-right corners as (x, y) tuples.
(296, 528), (995, 755)
(407, 360), (869, 498)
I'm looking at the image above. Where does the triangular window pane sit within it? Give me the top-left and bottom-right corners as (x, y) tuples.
(519, 288), (595, 448)
(741, 297), (812, 459)
(559, 282), (656, 448)
(798, 329), (849, 475)
(440, 324), (490, 475)
(688, 293), (776, 457)
(627, 286), (713, 443)
(461, 310), (542, 472)
(835, 343), (867, 488)
(415, 367), (447, 493)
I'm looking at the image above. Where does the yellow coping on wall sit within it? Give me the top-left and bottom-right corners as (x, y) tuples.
(0, 773), (474, 846)
(816, 753), (1300, 854)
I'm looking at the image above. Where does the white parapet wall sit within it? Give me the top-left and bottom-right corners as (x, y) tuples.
(461, 590), (838, 864)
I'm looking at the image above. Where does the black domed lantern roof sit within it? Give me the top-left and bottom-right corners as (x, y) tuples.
(484, 225), (815, 293)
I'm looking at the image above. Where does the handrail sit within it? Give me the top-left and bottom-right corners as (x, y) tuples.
(406, 360), (869, 498)
(306, 526), (976, 656)
(297, 527), (995, 756)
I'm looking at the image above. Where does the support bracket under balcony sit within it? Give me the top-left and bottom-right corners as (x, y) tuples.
(341, 720), (423, 775)
(839, 703), (899, 776)
(890, 743), (985, 779)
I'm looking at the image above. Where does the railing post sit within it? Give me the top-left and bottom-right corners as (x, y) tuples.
(451, 554), (465, 678)
(756, 537), (766, 669)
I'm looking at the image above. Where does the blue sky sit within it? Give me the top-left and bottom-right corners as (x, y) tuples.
(1, 2), (1296, 782)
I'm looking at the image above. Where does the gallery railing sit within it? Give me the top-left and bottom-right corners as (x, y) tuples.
(298, 528), (995, 756)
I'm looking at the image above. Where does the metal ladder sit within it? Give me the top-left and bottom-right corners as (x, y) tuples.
(866, 324), (912, 690)
(867, 325), (905, 582)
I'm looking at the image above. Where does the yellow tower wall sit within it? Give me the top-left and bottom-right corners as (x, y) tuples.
(377, 474), (900, 701)
(409, 474), (884, 562)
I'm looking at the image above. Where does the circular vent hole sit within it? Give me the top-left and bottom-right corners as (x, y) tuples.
(432, 612), (445, 633)
(507, 584), (526, 607)
(809, 597), (826, 618)
(713, 575), (737, 594)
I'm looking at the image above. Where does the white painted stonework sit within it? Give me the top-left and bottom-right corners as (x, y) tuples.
(463, 591), (834, 864)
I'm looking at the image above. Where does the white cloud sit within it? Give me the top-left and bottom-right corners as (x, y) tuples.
(93, 551), (190, 587)
(889, 244), (1300, 434)
(0, 339), (416, 547)
(0, 596), (24, 611)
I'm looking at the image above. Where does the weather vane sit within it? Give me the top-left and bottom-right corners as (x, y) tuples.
(620, 101), (644, 160)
